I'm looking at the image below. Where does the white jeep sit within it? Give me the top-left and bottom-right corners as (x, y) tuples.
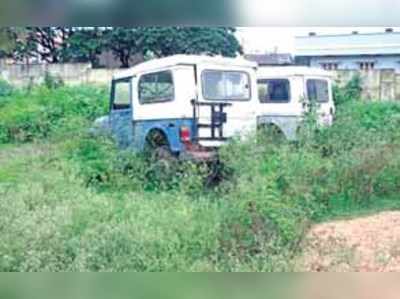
(256, 66), (336, 140)
(96, 55), (259, 160)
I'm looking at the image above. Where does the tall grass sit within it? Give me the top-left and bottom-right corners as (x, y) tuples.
(1, 83), (400, 271)
(0, 85), (108, 143)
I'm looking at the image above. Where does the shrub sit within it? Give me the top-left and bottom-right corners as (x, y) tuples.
(217, 137), (310, 264)
(0, 85), (108, 143)
(333, 74), (362, 106)
(301, 100), (400, 215)
(44, 71), (64, 89)
(63, 132), (149, 192)
(0, 79), (13, 97)
(2, 80), (400, 271)
(64, 130), (211, 195)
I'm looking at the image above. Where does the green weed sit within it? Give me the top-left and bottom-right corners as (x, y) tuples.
(1, 82), (400, 271)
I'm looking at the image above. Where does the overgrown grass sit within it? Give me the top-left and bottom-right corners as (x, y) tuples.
(0, 85), (107, 143)
(1, 83), (400, 271)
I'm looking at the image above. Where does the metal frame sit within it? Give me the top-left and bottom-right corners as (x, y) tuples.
(191, 100), (232, 142)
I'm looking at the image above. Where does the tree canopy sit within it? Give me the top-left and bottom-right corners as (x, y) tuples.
(2, 27), (243, 68)
(0, 28), (20, 58)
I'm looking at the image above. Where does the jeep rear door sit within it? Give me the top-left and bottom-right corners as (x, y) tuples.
(305, 77), (335, 126)
(195, 66), (257, 146)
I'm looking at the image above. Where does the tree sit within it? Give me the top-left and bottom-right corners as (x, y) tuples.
(0, 27), (20, 58)
(0, 28), (12, 57)
(142, 27), (243, 59)
(103, 27), (242, 68)
(103, 28), (145, 68)
(14, 27), (72, 63)
(62, 28), (106, 67)
(4, 27), (243, 68)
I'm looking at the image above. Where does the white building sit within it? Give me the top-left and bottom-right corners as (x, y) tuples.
(295, 29), (400, 74)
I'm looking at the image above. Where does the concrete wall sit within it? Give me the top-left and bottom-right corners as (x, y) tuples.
(396, 74), (400, 100)
(1, 62), (399, 101)
(0, 63), (116, 87)
(333, 69), (399, 101)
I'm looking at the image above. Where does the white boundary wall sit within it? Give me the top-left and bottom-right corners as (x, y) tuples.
(0, 61), (399, 100)
(0, 62), (116, 87)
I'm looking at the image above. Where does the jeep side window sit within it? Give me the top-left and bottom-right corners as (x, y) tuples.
(258, 79), (290, 103)
(139, 71), (174, 104)
(112, 79), (131, 110)
(307, 79), (329, 103)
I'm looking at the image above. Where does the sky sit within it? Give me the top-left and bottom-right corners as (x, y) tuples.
(236, 0), (400, 27)
(236, 27), (400, 54)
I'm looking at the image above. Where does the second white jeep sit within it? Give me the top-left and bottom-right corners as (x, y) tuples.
(256, 66), (336, 140)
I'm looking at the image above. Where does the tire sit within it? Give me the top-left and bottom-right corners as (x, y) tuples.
(151, 145), (176, 162)
(145, 130), (168, 150)
(144, 131), (178, 181)
(144, 130), (175, 159)
(150, 145), (178, 178)
(204, 158), (225, 187)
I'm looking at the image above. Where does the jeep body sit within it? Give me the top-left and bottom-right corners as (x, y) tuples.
(256, 66), (336, 140)
(96, 55), (259, 160)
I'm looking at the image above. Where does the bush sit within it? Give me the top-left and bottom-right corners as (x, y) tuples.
(44, 71), (64, 89)
(219, 99), (400, 228)
(0, 79), (13, 97)
(333, 74), (362, 106)
(0, 85), (108, 143)
(2, 82), (400, 271)
(0, 140), (295, 271)
(299, 100), (400, 215)
(64, 130), (211, 195)
(216, 138), (310, 264)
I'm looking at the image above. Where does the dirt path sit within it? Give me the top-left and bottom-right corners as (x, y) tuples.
(298, 211), (400, 272)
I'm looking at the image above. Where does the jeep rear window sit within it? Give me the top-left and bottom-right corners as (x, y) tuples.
(307, 79), (329, 103)
(258, 79), (290, 103)
(202, 70), (250, 101)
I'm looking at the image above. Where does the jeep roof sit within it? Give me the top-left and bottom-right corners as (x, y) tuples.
(113, 54), (258, 80)
(257, 66), (334, 78)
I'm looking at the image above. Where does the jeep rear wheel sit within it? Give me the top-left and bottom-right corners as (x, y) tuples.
(145, 131), (178, 176)
(145, 130), (169, 151)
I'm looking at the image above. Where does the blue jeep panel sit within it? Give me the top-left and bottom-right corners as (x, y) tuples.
(133, 118), (195, 153)
(109, 108), (134, 148)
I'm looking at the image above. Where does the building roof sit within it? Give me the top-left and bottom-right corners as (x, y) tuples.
(113, 55), (257, 80)
(244, 53), (294, 65)
(257, 66), (334, 78)
(295, 31), (400, 57)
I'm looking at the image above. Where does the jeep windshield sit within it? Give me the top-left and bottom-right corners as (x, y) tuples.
(202, 70), (251, 101)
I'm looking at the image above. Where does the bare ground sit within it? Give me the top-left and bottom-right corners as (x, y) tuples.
(298, 211), (400, 272)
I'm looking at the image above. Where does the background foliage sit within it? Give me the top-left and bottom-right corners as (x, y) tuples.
(1, 27), (242, 68)
(333, 74), (363, 106)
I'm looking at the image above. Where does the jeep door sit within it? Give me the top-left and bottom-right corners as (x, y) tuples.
(305, 77), (335, 126)
(257, 77), (305, 116)
(109, 77), (134, 147)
